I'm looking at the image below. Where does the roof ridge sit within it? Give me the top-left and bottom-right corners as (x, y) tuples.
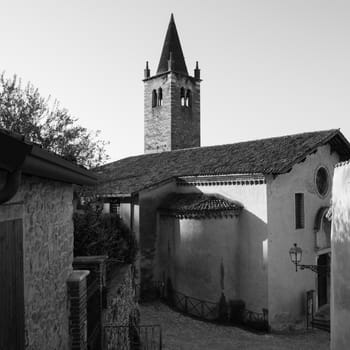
(97, 129), (339, 168)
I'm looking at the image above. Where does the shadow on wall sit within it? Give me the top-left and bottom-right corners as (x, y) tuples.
(158, 197), (268, 314)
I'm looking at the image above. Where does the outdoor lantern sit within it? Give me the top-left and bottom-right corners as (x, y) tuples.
(289, 243), (302, 271)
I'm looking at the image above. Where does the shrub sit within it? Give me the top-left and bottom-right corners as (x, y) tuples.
(73, 203), (138, 264)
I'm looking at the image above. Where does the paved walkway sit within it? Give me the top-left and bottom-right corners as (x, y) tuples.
(140, 302), (330, 350)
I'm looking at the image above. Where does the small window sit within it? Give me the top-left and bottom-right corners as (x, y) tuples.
(158, 88), (163, 106)
(180, 87), (185, 106)
(152, 90), (157, 108)
(295, 193), (305, 229)
(315, 166), (329, 197)
(185, 89), (192, 108)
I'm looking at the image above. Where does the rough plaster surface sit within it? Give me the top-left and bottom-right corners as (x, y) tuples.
(0, 175), (74, 350)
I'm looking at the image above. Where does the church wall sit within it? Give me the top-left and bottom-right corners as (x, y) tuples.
(138, 180), (177, 286)
(331, 161), (350, 350)
(157, 215), (239, 303)
(267, 144), (339, 331)
(177, 181), (268, 313)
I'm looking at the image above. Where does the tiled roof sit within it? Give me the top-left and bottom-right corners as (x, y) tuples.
(159, 193), (242, 218)
(95, 129), (350, 195)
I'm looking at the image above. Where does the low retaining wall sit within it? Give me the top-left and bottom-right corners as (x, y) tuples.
(103, 264), (139, 350)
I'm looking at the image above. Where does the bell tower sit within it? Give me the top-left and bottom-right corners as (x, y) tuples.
(143, 14), (201, 153)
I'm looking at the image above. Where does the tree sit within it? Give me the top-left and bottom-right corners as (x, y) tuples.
(0, 72), (109, 168)
(73, 203), (138, 264)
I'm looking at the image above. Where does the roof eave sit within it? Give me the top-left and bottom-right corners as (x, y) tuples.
(22, 144), (98, 186)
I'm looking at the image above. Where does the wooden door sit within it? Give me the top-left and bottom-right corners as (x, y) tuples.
(0, 219), (25, 350)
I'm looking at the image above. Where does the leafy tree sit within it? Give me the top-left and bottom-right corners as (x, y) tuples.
(73, 203), (138, 265)
(0, 72), (109, 168)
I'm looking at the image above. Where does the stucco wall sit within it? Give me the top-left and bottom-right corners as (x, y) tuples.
(0, 174), (73, 350)
(267, 145), (339, 330)
(331, 161), (350, 350)
(177, 179), (268, 312)
(157, 215), (239, 303)
(139, 180), (177, 286)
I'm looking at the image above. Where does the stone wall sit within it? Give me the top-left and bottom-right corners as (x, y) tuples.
(144, 72), (200, 153)
(103, 265), (138, 350)
(0, 174), (74, 350)
(103, 265), (137, 326)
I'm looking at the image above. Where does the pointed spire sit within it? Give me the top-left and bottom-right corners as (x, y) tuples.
(157, 14), (188, 75)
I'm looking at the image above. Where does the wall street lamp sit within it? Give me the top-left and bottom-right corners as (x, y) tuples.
(289, 243), (330, 274)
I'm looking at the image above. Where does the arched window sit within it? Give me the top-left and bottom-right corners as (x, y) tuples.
(152, 90), (157, 108)
(158, 88), (163, 106)
(185, 89), (192, 108)
(180, 87), (185, 106)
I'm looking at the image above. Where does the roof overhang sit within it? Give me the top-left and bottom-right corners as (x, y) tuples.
(0, 129), (97, 186)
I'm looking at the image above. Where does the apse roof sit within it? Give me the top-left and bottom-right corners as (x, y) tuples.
(159, 193), (242, 218)
(95, 129), (350, 195)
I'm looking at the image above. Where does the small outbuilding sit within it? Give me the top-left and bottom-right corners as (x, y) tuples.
(0, 129), (97, 350)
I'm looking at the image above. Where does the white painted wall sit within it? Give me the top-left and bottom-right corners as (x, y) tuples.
(139, 180), (177, 284)
(176, 180), (268, 312)
(331, 161), (350, 350)
(158, 215), (239, 303)
(267, 145), (339, 330)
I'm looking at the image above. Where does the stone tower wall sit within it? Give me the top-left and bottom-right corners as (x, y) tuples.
(170, 73), (200, 150)
(144, 74), (172, 153)
(144, 72), (200, 153)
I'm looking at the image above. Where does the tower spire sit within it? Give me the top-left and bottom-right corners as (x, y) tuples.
(156, 14), (188, 75)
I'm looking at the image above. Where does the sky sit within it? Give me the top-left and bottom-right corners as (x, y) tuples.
(1, 0), (349, 162)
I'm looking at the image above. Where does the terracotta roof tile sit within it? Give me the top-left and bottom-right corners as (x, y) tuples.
(159, 193), (242, 218)
(95, 129), (350, 195)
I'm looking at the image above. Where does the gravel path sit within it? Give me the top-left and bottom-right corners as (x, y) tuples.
(140, 302), (330, 350)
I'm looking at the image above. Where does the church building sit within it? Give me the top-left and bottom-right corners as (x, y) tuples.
(95, 15), (350, 331)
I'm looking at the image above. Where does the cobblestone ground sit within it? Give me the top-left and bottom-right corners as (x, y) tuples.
(140, 302), (330, 350)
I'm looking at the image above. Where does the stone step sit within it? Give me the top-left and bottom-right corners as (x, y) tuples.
(311, 318), (330, 332)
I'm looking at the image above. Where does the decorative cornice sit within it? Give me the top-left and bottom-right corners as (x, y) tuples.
(335, 160), (350, 168)
(177, 174), (266, 187)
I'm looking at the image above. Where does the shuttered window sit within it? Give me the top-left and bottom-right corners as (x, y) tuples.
(295, 193), (305, 229)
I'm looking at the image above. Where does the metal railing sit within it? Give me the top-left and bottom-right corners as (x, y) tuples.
(136, 280), (269, 332)
(172, 290), (218, 320)
(103, 324), (162, 350)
